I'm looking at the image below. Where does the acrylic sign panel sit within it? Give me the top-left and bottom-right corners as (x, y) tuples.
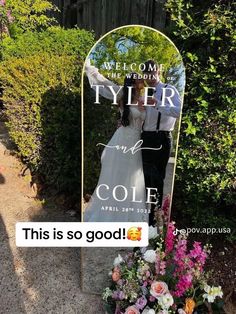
(81, 25), (185, 293)
(82, 25), (185, 225)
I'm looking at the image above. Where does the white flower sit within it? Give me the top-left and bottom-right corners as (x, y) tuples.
(148, 226), (158, 239)
(178, 310), (187, 314)
(157, 311), (169, 314)
(157, 293), (174, 309)
(143, 249), (156, 263)
(113, 254), (124, 266)
(102, 287), (113, 302)
(142, 307), (155, 314)
(203, 284), (223, 303)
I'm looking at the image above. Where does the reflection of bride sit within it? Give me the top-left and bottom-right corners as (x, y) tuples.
(83, 63), (149, 222)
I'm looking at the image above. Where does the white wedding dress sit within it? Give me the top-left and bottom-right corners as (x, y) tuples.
(83, 106), (148, 222)
(83, 61), (149, 222)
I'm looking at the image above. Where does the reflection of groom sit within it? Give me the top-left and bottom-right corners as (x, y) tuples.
(141, 60), (181, 226)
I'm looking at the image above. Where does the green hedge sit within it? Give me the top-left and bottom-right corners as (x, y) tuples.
(166, 0), (236, 232)
(0, 27), (94, 199)
(1, 26), (93, 59)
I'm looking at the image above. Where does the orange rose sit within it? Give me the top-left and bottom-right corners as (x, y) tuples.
(150, 281), (168, 298)
(184, 298), (196, 314)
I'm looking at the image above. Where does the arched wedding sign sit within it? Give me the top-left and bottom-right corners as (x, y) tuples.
(81, 25), (185, 226)
(80, 25), (185, 293)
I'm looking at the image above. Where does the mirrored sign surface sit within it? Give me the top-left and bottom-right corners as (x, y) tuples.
(82, 25), (185, 225)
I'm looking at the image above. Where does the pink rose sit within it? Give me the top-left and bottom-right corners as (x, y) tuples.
(150, 281), (169, 298)
(124, 306), (140, 314)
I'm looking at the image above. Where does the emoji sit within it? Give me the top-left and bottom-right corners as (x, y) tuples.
(127, 227), (142, 241)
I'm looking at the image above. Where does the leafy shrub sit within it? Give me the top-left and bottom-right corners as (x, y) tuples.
(5, 0), (58, 36)
(1, 26), (94, 60)
(0, 27), (95, 199)
(165, 0), (236, 229)
(40, 83), (81, 194)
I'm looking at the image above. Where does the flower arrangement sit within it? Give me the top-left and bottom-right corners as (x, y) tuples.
(103, 197), (224, 314)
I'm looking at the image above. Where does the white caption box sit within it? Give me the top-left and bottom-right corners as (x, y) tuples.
(15, 222), (149, 247)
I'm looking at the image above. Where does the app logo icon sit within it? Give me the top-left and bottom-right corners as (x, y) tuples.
(127, 227), (142, 241)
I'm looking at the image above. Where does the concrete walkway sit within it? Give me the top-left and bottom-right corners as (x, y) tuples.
(0, 122), (104, 314)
